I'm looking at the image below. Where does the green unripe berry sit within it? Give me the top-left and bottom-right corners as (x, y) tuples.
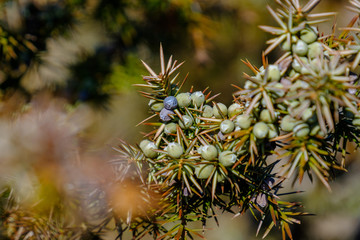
(267, 124), (278, 139)
(191, 91), (205, 107)
(300, 28), (318, 44)
(164, 123), (177, 135)
(353, 118), (360, 126)
(149, 100), (164, 111)
(260, 109), (275, 123)
(292, 57), (308, 72)
(282, 40), (291, 51)
(253, 122), (269, 139)
(292, 40), (308, 56)
(220, 120), (235, 134)
(202, 105), (213, 118)
(140, 140), (158, 158)
(267, 65), (281, 82)
(178, 115), (193, 129)
(280, 115), (301, 132)
(310, 125), (320, 136)
(139, 139), (151, 150)
(195, 164), (214, 179)
(219, 150), (237, 167)
(176, 92), (191, 108)
(235, 114), (252, 129)
(244, 80), (257, 90)
(213, 103), (228, 118)
(201, 145), (218, 160)
(167, 142), (183, 158)
(217, 173), (225, 182)
(308, 42), (323, 59)
(294, 123), (310, 138)
(228, 103), (243, 118)
(302, 108), (314, 122)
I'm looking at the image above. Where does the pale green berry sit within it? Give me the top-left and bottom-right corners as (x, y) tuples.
(272, 83), (285, 97)
(300, 28), (318, 44)
(167, 142), (183, 158)
(220, 120), (235, 134)
(202, 105), (213, 118)
(353, 118), (360, 126)
(195, 164), (214, 179)
(219, 150), (237, 167)
(201, 145), (218, 160)
(149, 100), (164, 112)
(139, 139), (151, 150)
(267, 124), (278, 139)
(253, 122), (269, 139)
(164, 123), (177, 135)
(267, 65), (281, 82)
(280, 115), (300, 132)
(228, 103), (243, 118)
(260, 109), (274, 123)
(217, 173), (225, 182)
(292, 40), (308, 56)
(140, 141), (158, 158)
(178, 115), (193, 129)
(294, 123), (310, 138)
(191, 91), (205, 107)
(282, 40), (291, 51)
(235, 114), (252, 129)
(308, 42), (323, 59)
(310, 125), (320, 136)
(176, 92), (191, 108)
(292, 57), (308, 72)
(244, 80), (257, 89)
(302, 108), (314, 122)
(213, 103), (228, 118)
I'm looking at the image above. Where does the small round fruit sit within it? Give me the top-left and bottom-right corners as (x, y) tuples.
(160, 108), (175, 122)
(234, 114), (252, 129)
(219, 150), (237, 167)
(176, 92), (191, 108)
(244, 80), (257, 89)
(280, 115), (300, 132)
(140, 141), (158, 158)
(195, 164), (214, 179)
(300, 28), (318, 44)
(292, 57), (308, 72)
(217, 173), (225, 182)
(139, 139), (151, 150)
(267, 124), (278, 139)
(308, 42), (323, 59)
(353, 118), (360, 126)
(302, 108), (314, 122)
(294, 123), (310, 137)
(220, 120), (235, 134)
(292, 40), (308, 56)
(164, 122), (177, 135)
(191, 91), (205, 107)
(260, 109), (274, 123)
(213, 103), (228, 118)
(178, 115), (193, 129)
(267, 65), (281, 82)
(253, 122), (269, 139)
(202, 105), (213, 118)
(149, 100), (164, 112)
(228, 103), (243, 118)
(163, 96), (178, 110)
(167, 142), (183, 158)
(201, 145), (218, 160)
(310, 125), (320, 136)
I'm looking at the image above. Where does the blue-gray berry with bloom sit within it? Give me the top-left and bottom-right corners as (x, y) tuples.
(163, 96), (178, 110)
(160, 108), (175, 122)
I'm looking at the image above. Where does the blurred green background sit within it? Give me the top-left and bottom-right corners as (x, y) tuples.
(0, 0), (360, 239)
